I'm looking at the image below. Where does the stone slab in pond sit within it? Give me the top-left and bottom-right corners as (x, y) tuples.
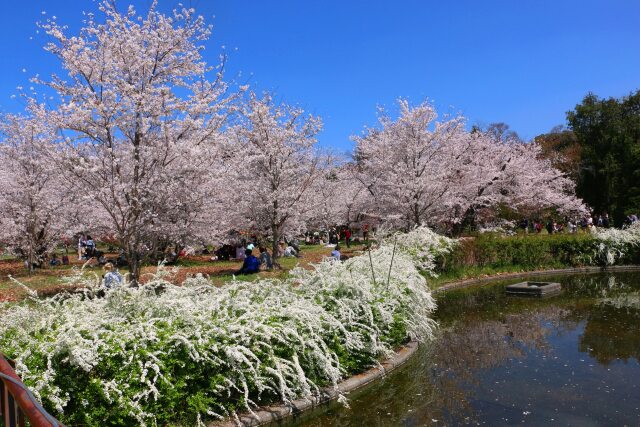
(506, 281), (561, 296)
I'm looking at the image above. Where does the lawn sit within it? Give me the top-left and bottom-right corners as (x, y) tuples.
(0, 243), (363, 302)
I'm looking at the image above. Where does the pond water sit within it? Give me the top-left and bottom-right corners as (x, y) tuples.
(289, 272), (640, 426)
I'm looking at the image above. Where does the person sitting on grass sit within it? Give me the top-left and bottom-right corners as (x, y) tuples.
(281, 242), (298, 258)
(331, 244), (341, 261)
(102, 262), (123, 289)
(49, 253), (61, 266)
(259, 246), (273, 270)
(236, 249), (261, 275)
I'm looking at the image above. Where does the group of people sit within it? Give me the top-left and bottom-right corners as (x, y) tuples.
(80, 229), (358, 286)
(48, 253), (69, 266)
(235, 239), (350, 275)
(77, 235), (97, 260)
(236, 246), (273, 275)
(521, 213), (626, 234)
(212, 235), (301, 262)
(305, 224), (371, 247)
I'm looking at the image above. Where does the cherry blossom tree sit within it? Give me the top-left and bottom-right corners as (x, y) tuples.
(477, 137), (587, 216)
(35, 1), (240, 282)
(0, 113), (75, 271)
(353, 99), (474, 229)
(228, 93), (324, 262)
(353, 99), (586, 231)
(307, 164), (372, 231)
(448, 127), (587, 228)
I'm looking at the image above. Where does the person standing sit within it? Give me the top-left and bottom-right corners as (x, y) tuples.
(85, 235), (96, 257)
(344, 227), (352, 248)
(546, 220), (554, 235)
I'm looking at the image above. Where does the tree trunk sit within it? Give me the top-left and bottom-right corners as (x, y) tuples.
(28, 240), (34, 274)
(270, 199), (282, 269)
(271, 222), (281, 269)
(411, 200), (421, 229)
(452, 205), (477, 236)
(126, 241), (141, 287)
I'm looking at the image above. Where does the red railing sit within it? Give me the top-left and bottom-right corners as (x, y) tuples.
(0, 353), (63, 427)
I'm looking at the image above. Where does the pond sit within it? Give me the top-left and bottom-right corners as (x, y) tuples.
(289, 272), (640, 426)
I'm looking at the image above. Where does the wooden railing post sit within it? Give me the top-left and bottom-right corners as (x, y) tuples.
(0, 353), (63, 427)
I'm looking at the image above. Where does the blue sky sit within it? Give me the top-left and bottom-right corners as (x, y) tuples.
(1, 1), (639, 151)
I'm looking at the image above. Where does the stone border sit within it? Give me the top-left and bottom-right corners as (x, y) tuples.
(210, 264), (640, 426)
(208, 341), (419, 427)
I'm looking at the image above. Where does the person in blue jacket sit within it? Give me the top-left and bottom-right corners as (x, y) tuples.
(236, 249), (261, 275)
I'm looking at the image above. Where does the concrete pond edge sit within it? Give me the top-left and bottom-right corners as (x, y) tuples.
(434, 264), (640, 293)
(210, 264), (640, 426)
(208, 341), (419, 427)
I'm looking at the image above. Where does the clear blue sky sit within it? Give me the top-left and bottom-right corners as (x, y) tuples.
(1, 1), (639, 152)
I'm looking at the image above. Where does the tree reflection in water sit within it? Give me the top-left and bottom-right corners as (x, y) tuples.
(431, 306), (566, 423)
(291, 272), (640, 426)
(581, 290), (640, 364)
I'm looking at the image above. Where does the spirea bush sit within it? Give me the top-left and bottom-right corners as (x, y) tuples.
(593, 222), (640, 265)
(381, 226), (457, 274)
(0, 228), (447, 426)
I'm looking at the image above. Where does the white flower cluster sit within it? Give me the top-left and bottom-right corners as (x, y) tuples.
(0, 228), (445, 426)
(593, 222), (640, 265)
(380, 225), (457, 274)
(477, 220), (517, 236)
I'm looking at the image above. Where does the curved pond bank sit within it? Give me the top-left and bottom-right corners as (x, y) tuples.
(284, 269), (640, 426)
(209, 266), (640, 427)
(210, 342), (419, 427)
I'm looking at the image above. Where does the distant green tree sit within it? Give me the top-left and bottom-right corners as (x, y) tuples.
(567, 91), (640, 225)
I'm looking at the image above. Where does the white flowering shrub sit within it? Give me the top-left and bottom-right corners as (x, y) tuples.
(477, 220), (517, 236)
(593, 222), (640, 265)
(380, 226), (457, 274)
(0, 228), (440, 426)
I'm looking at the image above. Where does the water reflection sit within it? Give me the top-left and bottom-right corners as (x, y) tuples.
(289, 272), (640, 426)
(581, 293), (640, 364)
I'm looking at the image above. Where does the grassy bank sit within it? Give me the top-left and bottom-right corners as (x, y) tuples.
(429, 231), (640, 289)
(0, 244), (362, 301)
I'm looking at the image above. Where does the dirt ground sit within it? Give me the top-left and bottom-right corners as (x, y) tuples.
(0, 244), (365, 302)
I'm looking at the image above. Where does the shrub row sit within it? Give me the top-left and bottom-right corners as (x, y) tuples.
(437, 230), (640, 274)
(0, 227), (450, 426)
